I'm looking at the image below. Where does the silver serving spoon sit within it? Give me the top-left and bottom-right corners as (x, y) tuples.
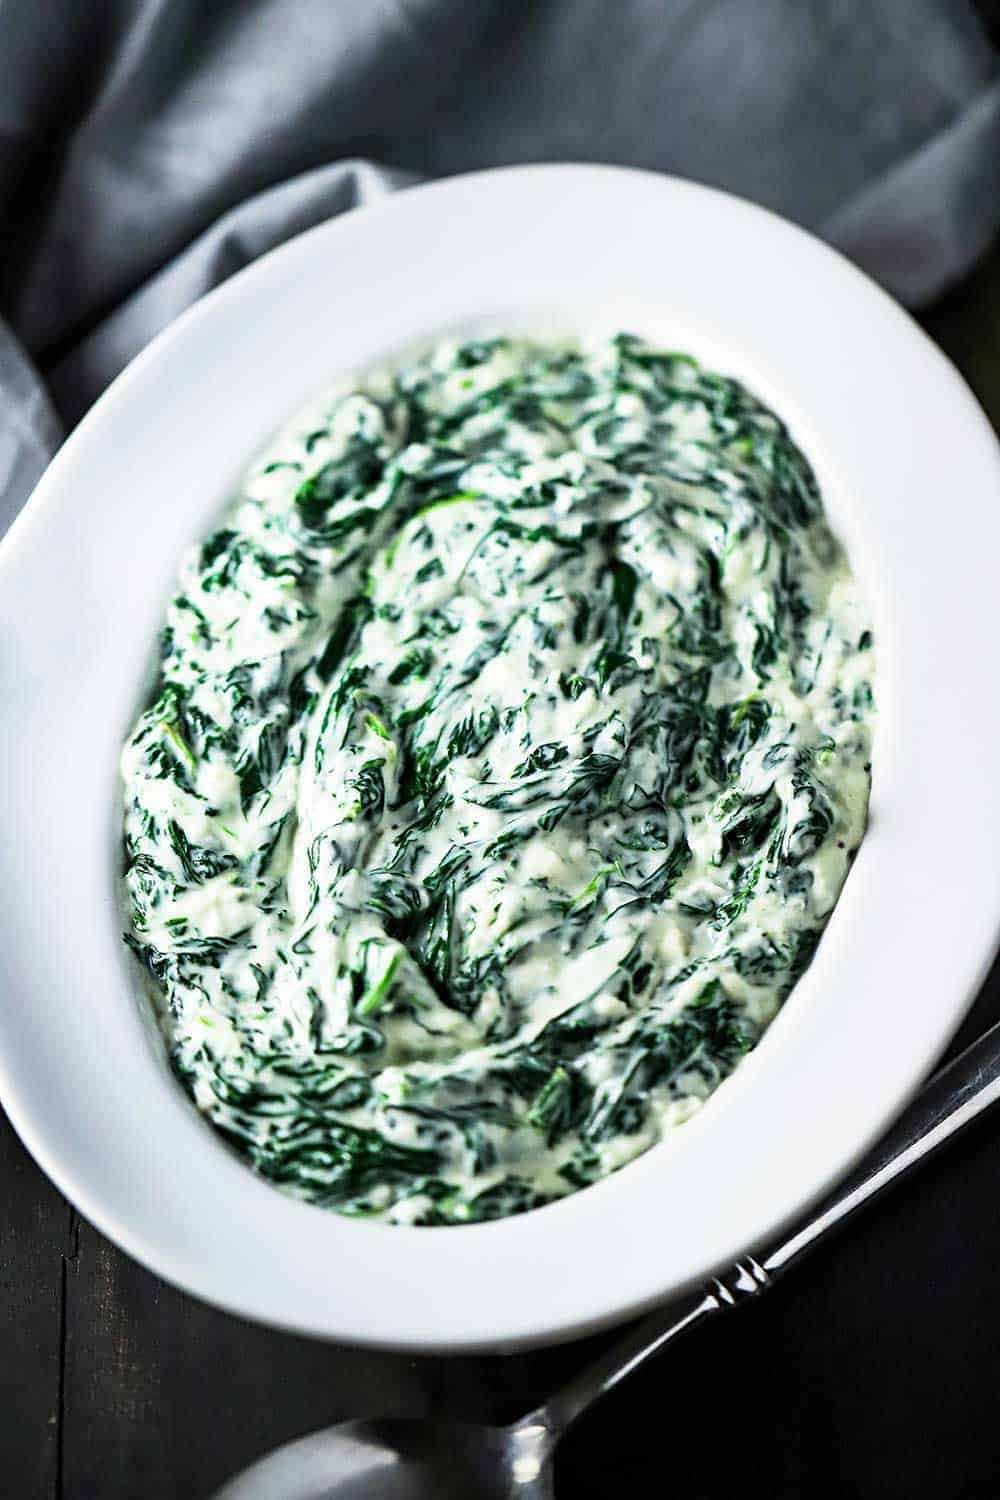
(216, 1017), (1000, 1500)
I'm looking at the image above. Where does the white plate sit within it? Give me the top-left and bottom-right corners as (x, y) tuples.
(2, 164), (1000, 1352)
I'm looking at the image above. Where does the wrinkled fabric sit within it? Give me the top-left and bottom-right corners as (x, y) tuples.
(1, 0), (998, 531)
(0, 323), (61, 536)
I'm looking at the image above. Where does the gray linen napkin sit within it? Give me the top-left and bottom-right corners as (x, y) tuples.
(1, 0), (998, 533)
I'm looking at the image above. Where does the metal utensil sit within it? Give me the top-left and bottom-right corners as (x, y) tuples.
(215, 1015), (1000, 1499)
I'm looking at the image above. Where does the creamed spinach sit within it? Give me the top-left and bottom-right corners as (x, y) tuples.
(122, 334), (874, 1224)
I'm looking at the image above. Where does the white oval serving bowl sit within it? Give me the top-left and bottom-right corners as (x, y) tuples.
(2, 164), (1000, 1352)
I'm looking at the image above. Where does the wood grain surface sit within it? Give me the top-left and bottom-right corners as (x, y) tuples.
(4, 243), (1000, 1499)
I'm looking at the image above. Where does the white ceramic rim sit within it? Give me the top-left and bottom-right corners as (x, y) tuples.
(2, 164), (1000, 1352)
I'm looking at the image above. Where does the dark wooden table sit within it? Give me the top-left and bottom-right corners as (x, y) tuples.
(5, 248), (1000, 1500)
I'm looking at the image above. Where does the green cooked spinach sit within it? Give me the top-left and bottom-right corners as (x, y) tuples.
(121, 333), (874, 1224)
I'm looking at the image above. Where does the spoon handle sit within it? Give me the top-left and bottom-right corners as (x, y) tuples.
(541, 1015), (1000, 1438)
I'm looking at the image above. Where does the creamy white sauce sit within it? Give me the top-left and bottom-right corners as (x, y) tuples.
(121, 334), (874, 1223)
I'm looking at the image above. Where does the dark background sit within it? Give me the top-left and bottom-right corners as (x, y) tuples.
(3, 243), (1000, 1498)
